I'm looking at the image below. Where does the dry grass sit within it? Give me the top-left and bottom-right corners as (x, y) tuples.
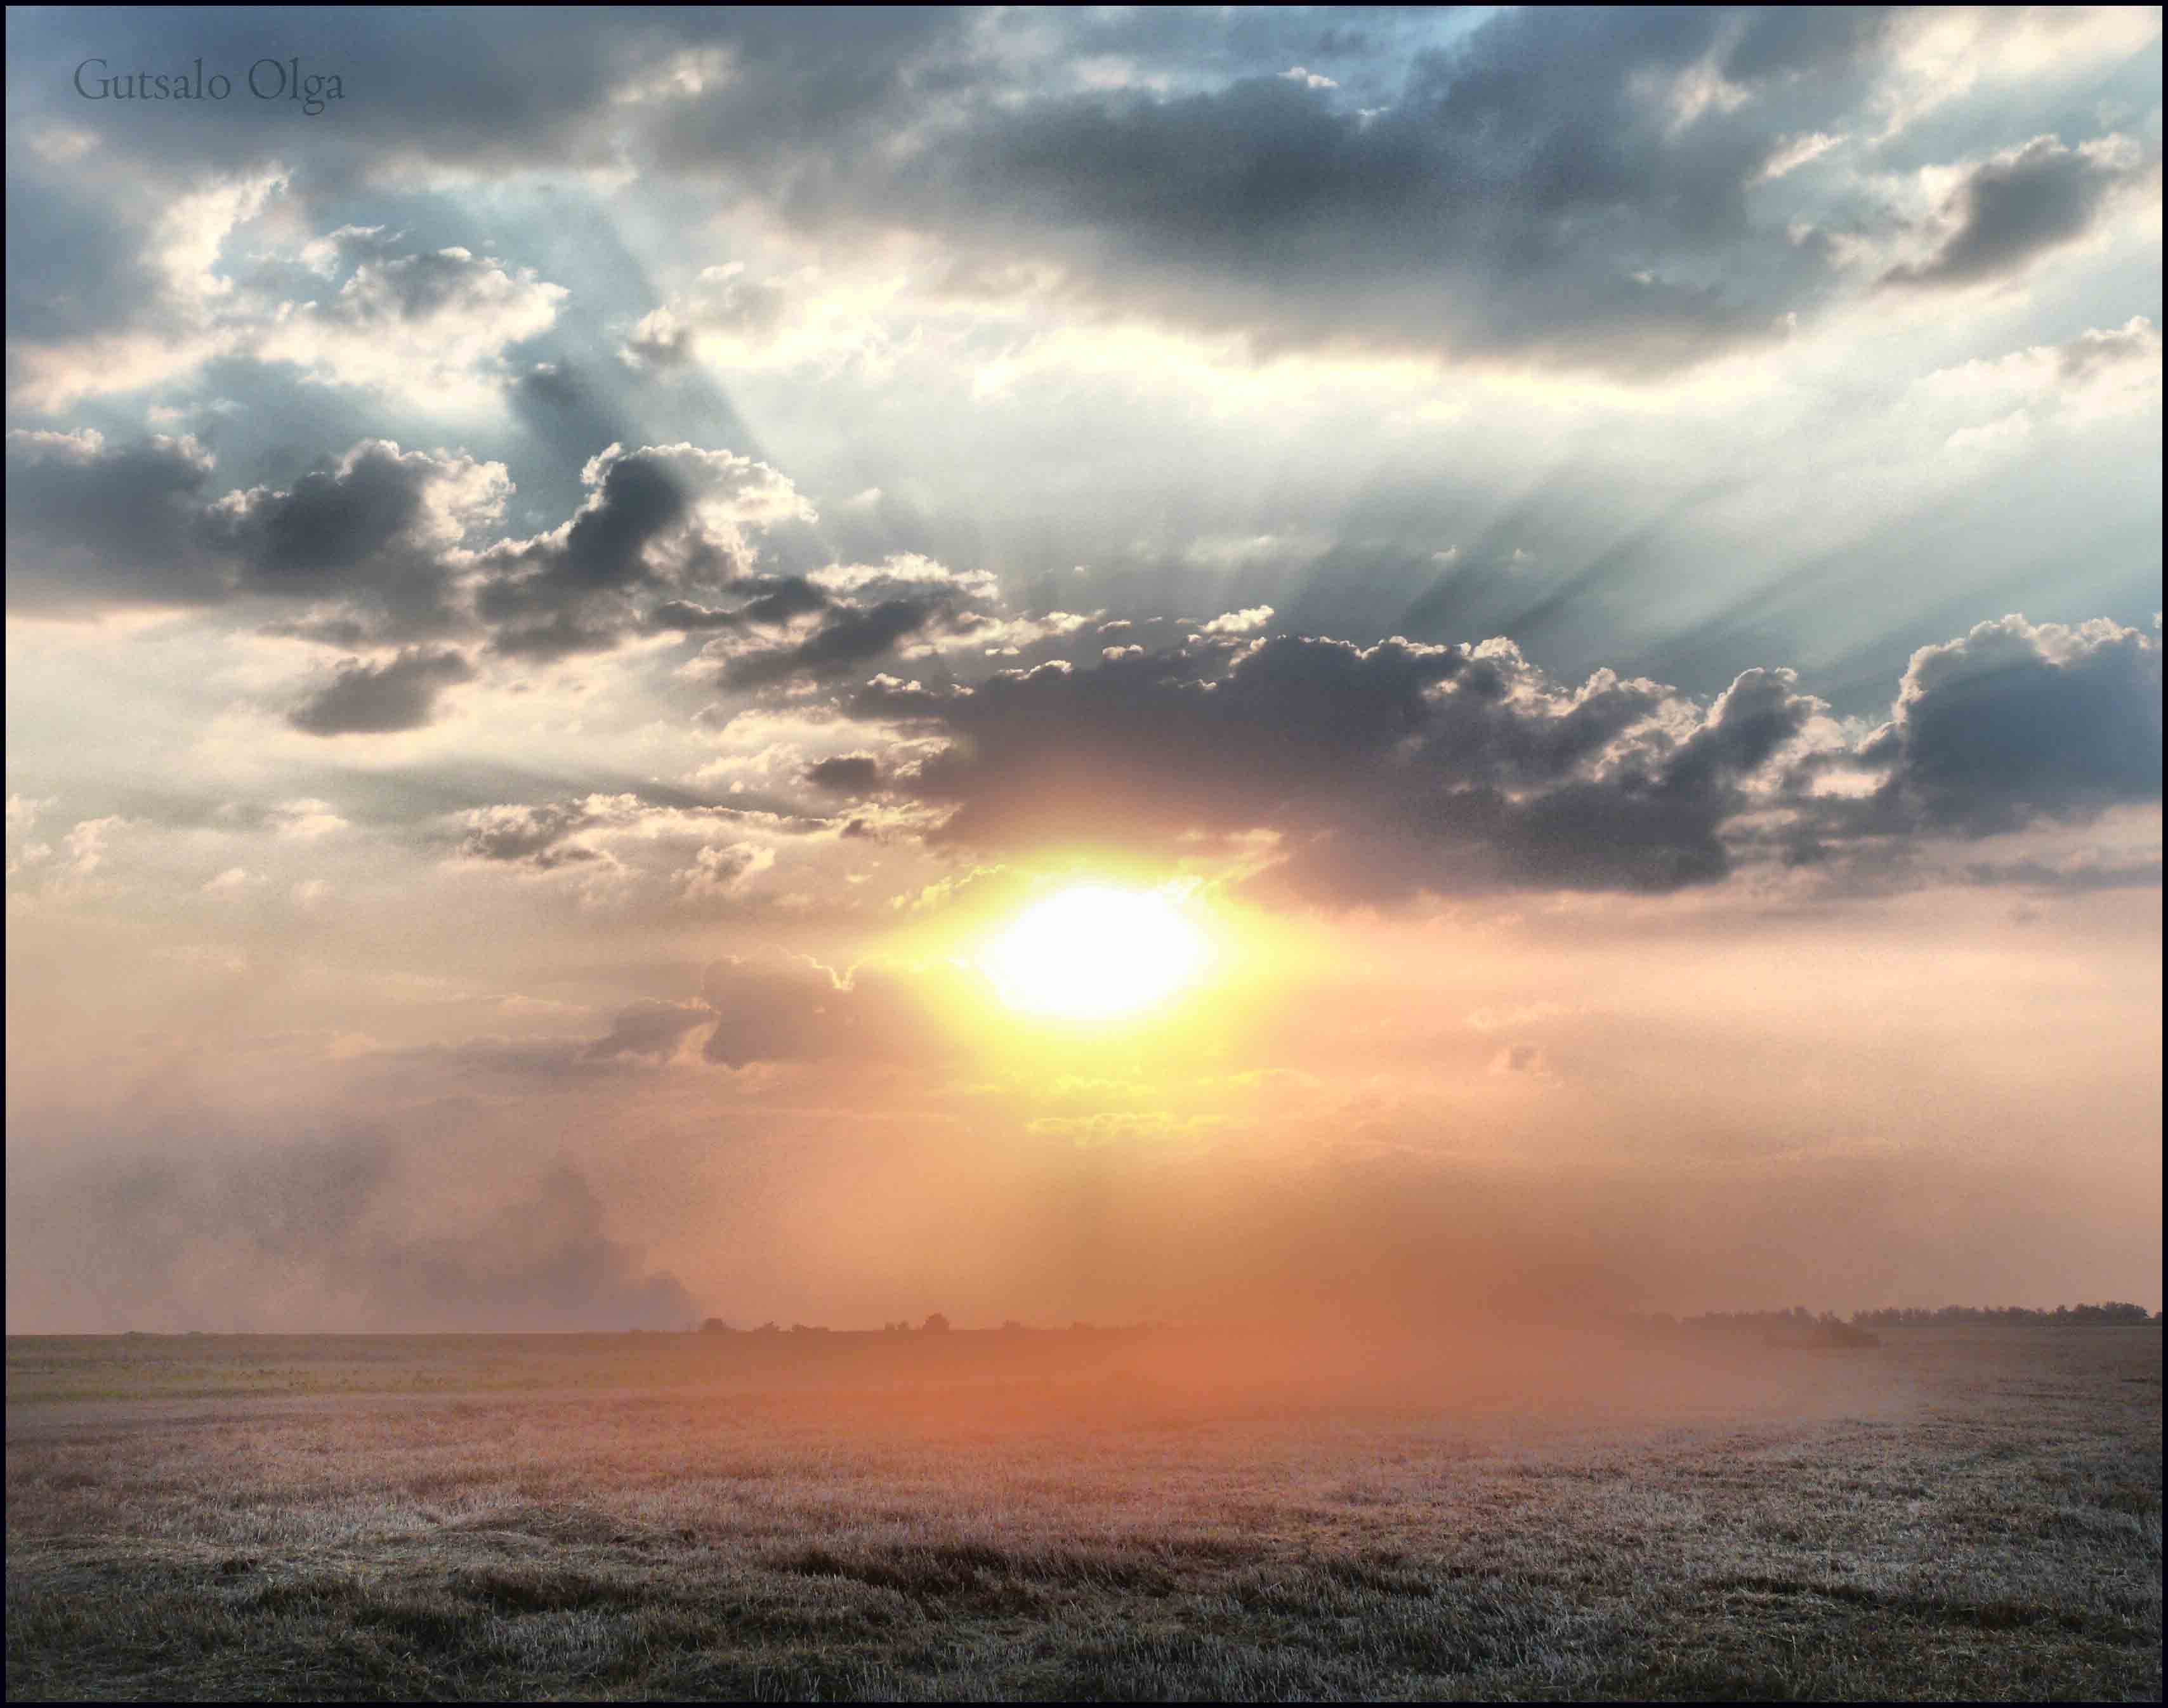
(6, 1325), (2158, 1700)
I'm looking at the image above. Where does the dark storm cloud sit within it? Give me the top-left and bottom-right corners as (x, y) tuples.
(849, 634), (1810, 898)
(485, 610), (632, 660)
(736, 575), (832, 624)
(6, 8), (1923, 380)
(0, 10), (977, 430)
(287, 647), (476, 736)
(5, 8), (958, 181)
(471, 450), (695, 654)
(804, 754), (884, 795)
(33, 1133), (695, 1332)
(4, 428), (228, 605)
(1959, 855), (2164, 894)
(214, 441), (459, 618)
(7, 431), (488, 631)
(457, 800), (605, 869)
(508, 449), (687, 592)
(1861, 615), (2162, 835)
(640, 6), (1899, 373)
(1882, 136), (2152, 290)
(650, 600), (751, 632)
(10, 429), (825, 692)
(681, 553), (1030, 689)
(471, 443), (813, 656)
(839, 615), (2162, 902)
(3, 174), (168, 346)
(650, 577), (831, 633)
(719, 596), (949, 688)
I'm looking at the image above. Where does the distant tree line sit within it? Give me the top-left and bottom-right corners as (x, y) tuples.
(699, 1312), (959, 1335)
(1845, 1302), (2157, 1327)
(690, 1303), (2160, 1337)
(1631, 1303), (2159, 1332)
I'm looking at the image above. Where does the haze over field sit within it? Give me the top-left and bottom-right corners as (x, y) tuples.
(4, 6), (2161, 1334)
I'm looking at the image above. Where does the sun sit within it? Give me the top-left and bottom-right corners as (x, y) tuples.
(980, 884), (1209, 1019)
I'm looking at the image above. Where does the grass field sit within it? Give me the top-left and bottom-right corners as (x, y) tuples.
(6, 1324), (2159, 1700)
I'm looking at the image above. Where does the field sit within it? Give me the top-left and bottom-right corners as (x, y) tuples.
(6, 1324), (2160, 1701)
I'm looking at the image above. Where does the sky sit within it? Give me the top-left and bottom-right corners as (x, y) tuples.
(4, 5), (2161, 1333)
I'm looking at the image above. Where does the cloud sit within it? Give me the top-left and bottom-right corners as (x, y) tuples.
(10, 428), (831, 671)
(629, 8), (1912, 376)
(10, 8), (2155, 388)
(287, 647), (476, 736)
(1881, 135), (2155, 290)
(5, 167), (287, 411)
(201, 865), (260, 897)
(699, 956), (938, 1068)
(243, 232), (569, 408)
(833, 614), (2160, 903)
(1958, 854), (2163, 894)
(475, 441), (813, 658)
(674, 840), (775, 902)
(719, 597), (949, 688)
(1756, 130), (1846, 183)
(448, 793), (817, 909)
(804, 754), (884, 794)
(652, 575), (831, 633)
(1914, 316), (2162, 411)
(6, 187), (568, 412)
(581, 999), (712, 1061)
(1865, 615), (2161, 836)
(8, 813), (133, 900)
(4, 428), (227, 608)
(1488, 1041), (1557, 1082)
(2055, 314), (2162, 386)
(619, 263), (792, 371)
(699, 555), (1041, 688)
(220, 440), (509, 629)
(848, 633), (1809, 900)
(457, 800), (605, 869)
(6, 431), (507, 630)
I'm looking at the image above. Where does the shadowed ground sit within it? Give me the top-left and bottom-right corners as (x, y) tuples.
(6, 1325), (2159, 1700)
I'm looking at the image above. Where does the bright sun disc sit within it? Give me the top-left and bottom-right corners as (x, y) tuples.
(982, 884), (1207, 1018)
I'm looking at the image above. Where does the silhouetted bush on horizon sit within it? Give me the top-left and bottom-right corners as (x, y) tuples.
(1848, 1302), (2157, 1327)
(72, 1302), (2160, 1340)
(675, 1301), (2159, 1339)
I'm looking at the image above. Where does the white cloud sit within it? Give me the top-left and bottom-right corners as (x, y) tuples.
(11, 196), (569, 414)
(674, 841), (777, 902)
(202, 865), (260, 897)
(254, 232), (568, 409)
(1757, 131), (1847, 183)
(272, 799), (350, 840)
